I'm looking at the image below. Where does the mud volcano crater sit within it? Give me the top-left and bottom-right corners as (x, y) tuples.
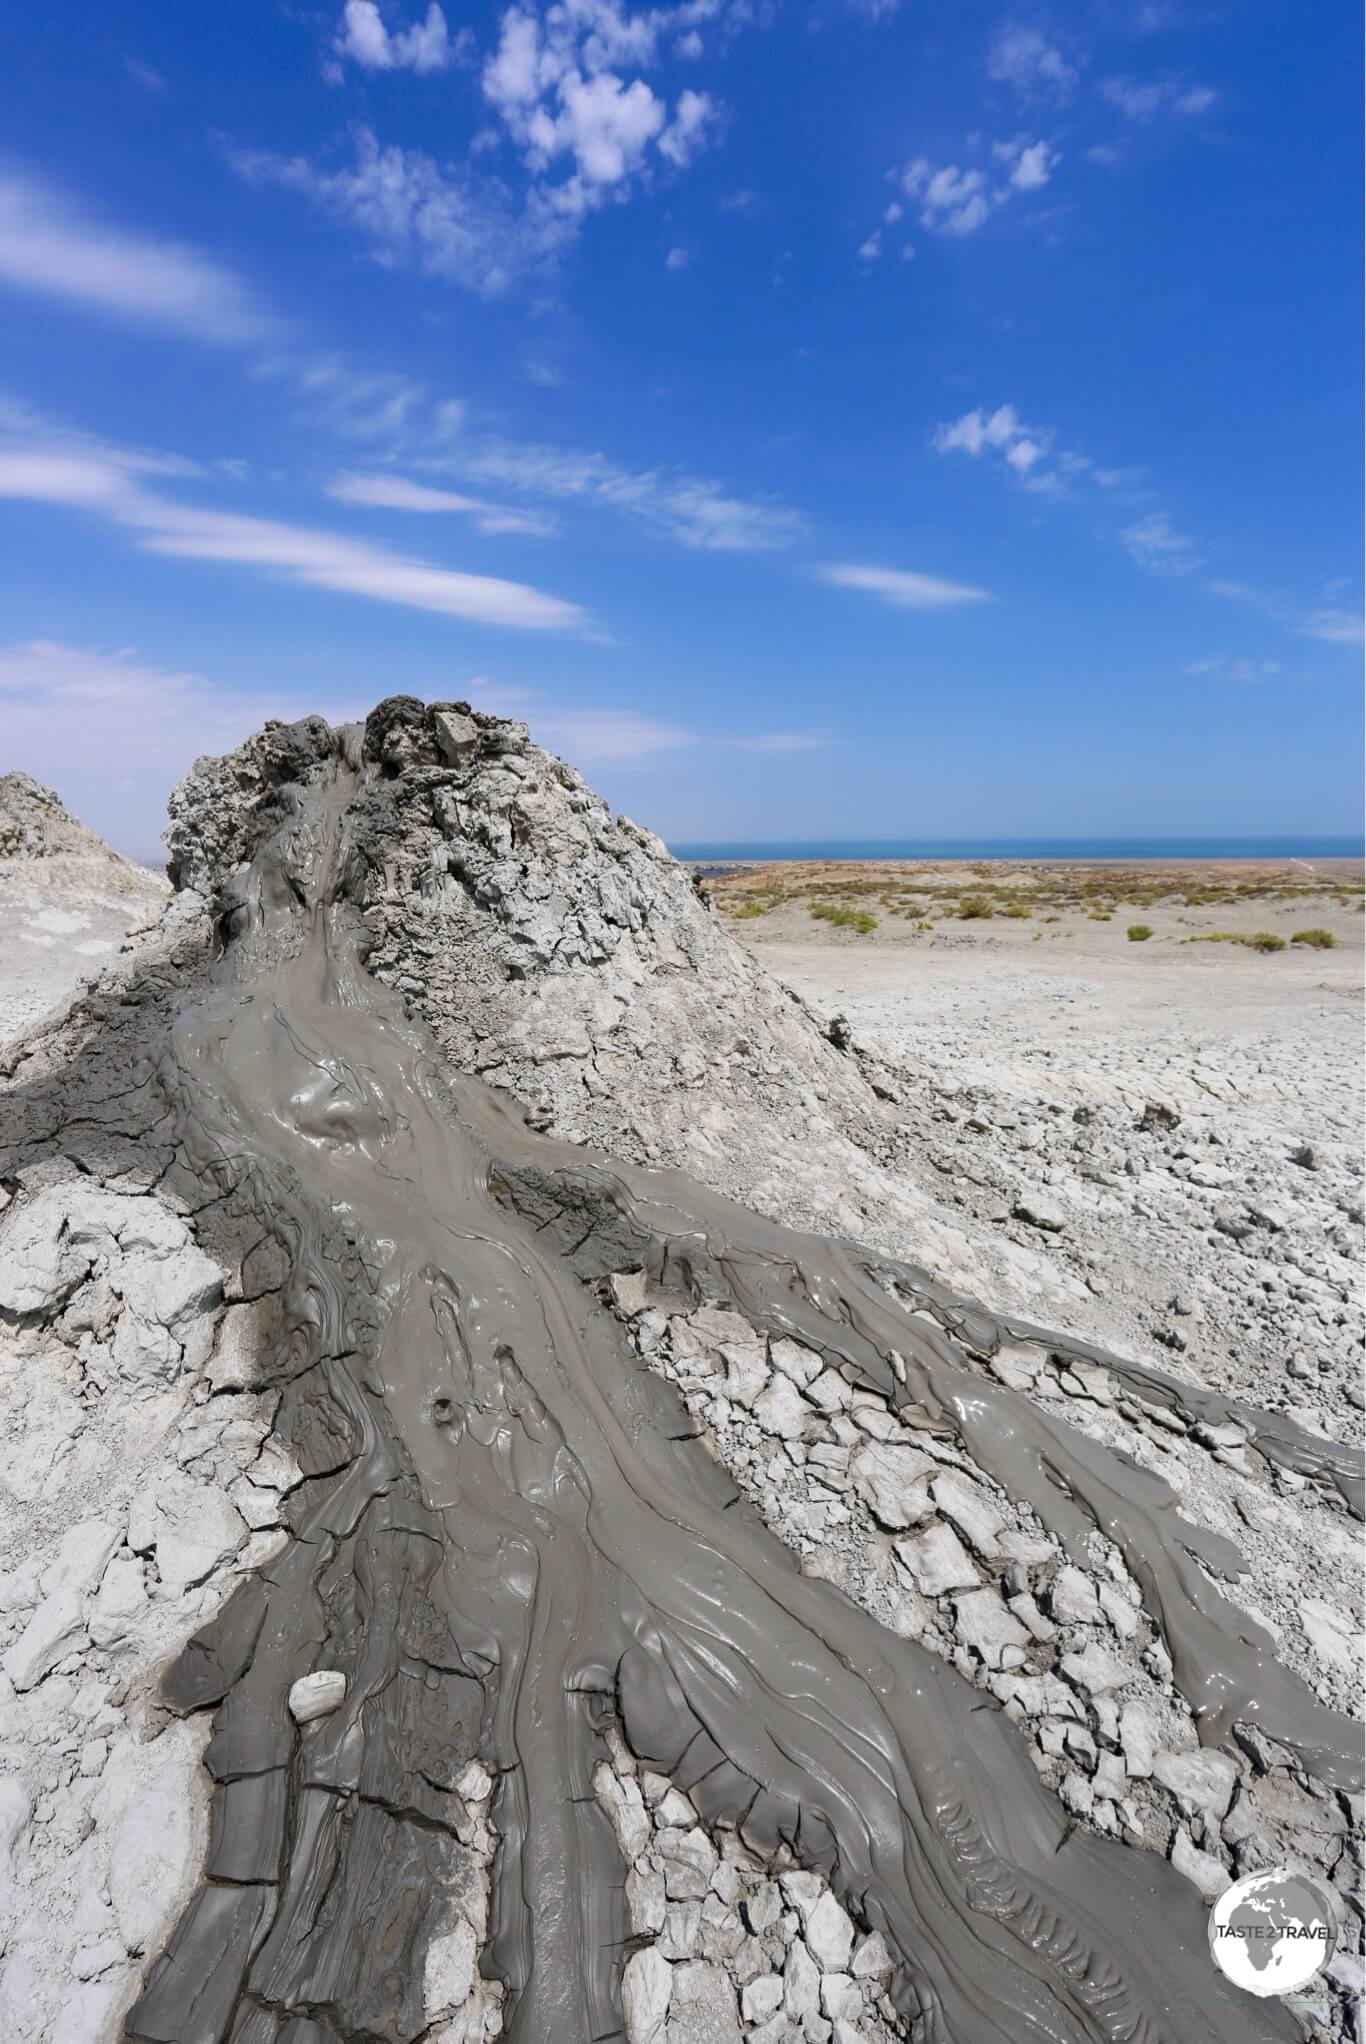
(0, 697), (1359, 2044)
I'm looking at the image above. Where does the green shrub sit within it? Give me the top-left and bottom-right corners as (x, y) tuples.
(810, 902), (877, 934)
(1249, 931), (1286, 952)
(1127, 924), (1153, 942)
(1003, 902), (1032, 919)
(956, 895), (994, 920)
(1292, 927), (1336, 949)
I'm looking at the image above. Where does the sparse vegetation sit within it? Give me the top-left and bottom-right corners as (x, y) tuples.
(705, 857), (1362, 956)
(1187, 930), (1287, 953)
(1127, 924), (1153, 942)
(810, 902), (877, 934)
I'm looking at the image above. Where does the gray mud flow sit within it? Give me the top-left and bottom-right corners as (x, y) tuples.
(32, 716), (1352, 2044)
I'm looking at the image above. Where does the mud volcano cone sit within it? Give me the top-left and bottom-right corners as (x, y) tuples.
(0, 699), (1357, 2044)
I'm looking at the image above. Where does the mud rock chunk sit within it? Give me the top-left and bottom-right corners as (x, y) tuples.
(288, 1670), (347, 1723)
(3, 1585), (86, 1690)
(1170, 1826), (1232, 1901)
(667, 1959), (742, 2043)
(1012, 1192), (1066, 1233)
(752, 1374), (808, 1441)
(783, 1938), (821, 2021)
(930, 1472), (1005, 1558)
(425, 1913), (479, 2013)
(88, 1554), (148, 1649)
(0, 1780), (32, 1869)
(1151, 1748), (1238, 1820)
(849, 1443), (935, 1528)
(803, 1892), (855, 1971)
(741, 1974), (784, 2022)
(433, 709), (480, 765)
(895, 1522), (980, 1596)
(623, 1946), (673, 2042)
(1050, 1566), (1103, 1627)
(952, 1588), (1031, 1669)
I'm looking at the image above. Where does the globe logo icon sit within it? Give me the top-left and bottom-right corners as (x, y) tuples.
(1209, 1868), (1337, 1997)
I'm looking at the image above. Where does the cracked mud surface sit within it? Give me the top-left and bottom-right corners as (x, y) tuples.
(0, 702), (1360, 2044)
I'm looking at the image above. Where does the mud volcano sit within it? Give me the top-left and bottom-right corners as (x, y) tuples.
(0, 699), (1359, 2044)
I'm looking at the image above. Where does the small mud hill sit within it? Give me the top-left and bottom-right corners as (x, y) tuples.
(0, 771), (132, 863)
(167, 696), (1074, 1306)
(0, 772), (168, 1047)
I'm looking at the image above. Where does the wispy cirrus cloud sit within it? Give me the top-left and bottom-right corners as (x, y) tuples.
(0, 170), (276, 344)
(817, 563), (990, 608)
(533, 708), (830, 760)
(1119, 510), (1202, 574)
(935, 401), (1222, 582)
(326, 469), (555, 535)
(1184, 655), (1281, 682)
(0, 430), (588, 631)
(447, 439), (803, 551)
(1300, 608), (1365, 646)
(1099, 74), (1217, 120)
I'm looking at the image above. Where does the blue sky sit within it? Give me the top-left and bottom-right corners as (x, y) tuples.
(0, 0), (1360, 858)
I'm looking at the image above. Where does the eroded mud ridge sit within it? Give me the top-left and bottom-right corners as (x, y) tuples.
(2, 703), (1360, 2044)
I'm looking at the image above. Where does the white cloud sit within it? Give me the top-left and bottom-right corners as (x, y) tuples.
(1008, 139), (1055, 190)
(1100, 74), (1217, 120)
(665, 244), (690, 268)
(326, 469), (554, 533)
(676, 28), (703, 56)
(0, 170), (274, 344)
(987, 23), (1078, 98)
(451, 440), (802, 551)
(336, 1), (468, 72)
(1120, 510), (1201, 574)
(124, 57), (167, 93)
(235, 60), (713, 298)
(478, 3), (721, 211)
(935, 400), (1102, 499)
(535, 707), (693, 758)
(658, 88), (717, 166)
(1184, 655), (1281, 681)
(858, 230), (882, 261)
(897, 139), (1056, 236)
(730, 730), (829, 752)
(817, 563), (990, 609)
(1300, 608), (1365, 646)
(0, 439), (587, 630)
(0, 639), (370, 859)
(935, 402), (1039, 459)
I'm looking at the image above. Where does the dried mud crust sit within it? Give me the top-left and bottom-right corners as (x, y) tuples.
(0, 698), (1358, 2044)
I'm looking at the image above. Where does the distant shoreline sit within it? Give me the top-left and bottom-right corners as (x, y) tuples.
(671, 836), (1364, 866)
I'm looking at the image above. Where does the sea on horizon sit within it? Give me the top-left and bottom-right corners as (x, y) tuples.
(668, 835), (1365, 865)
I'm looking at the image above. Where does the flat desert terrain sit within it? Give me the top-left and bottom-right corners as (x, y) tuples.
(709, 857), (1365, 1439)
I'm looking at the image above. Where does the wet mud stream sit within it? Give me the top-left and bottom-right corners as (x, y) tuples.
(115, 752), (1358, 2044)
